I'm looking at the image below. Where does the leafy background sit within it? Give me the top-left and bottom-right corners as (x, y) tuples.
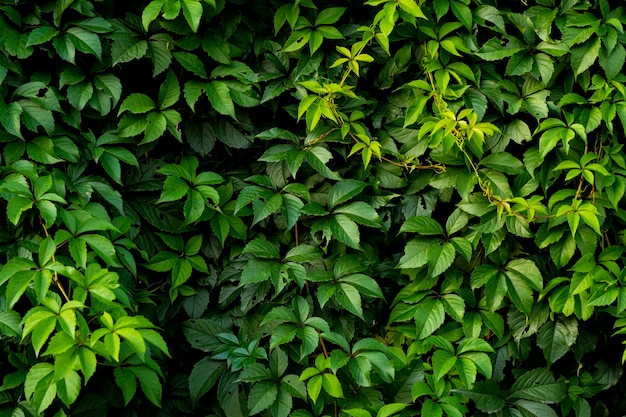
(1, 0), (626, 416)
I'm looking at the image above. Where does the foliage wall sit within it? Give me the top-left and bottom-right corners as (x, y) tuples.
(1, 0), (626, 416)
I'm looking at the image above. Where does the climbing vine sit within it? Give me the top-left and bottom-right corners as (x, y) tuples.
(1, 0), (626, 416)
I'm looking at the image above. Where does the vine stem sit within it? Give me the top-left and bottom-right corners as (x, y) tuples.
(319, 332), (329, 359)
(40, 218), (70, 302)
(337, 40), (369, 89)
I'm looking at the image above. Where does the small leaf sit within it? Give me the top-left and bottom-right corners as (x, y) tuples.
(119, 93), (156, 115)
(400, 216), (444, 235)
(158, 70), (180, 109)
(173, 51), (207, 78)
(142, 0), (166, 31)
(315, 7), (346, 26)
(327, 180), (367, 209)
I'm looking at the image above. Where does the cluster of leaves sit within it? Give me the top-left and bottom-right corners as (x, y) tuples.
(1, 0), (626, 416)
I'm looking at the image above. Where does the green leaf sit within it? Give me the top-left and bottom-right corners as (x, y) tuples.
(321, 373), (343, 398)
(506, 259), (543, 291)
(284, 245), (322, 263)
(21, 101), (55, 134)
(450, 0), (472, 29)
(456, 381), (506, 413)
(334, 202), (383, 228)
(111, 36), (148, 66)
(25, 363), (56, 413)
(327, 180), (367, 209)
(66, 27), (102, 59)
(571, 37), (601, 77)
(427, 242), (456, 277)
(481, 152), (524, 174)
(515, 400), (559, 417)
(415, 298), (445, 339)
(173, 51), (207, 78)
(600, 42), (626, 80)
(78, 347), (96, 382)
(189, 358), (225, 403)
(142, 112), (167, 144)
(305, 146), (342, 180)
(508, 368), (566, 403)
(306, 375), (323, 403)
(315, 7), (346, 26)
(400, 216), (444, 235)
(504, 270), (534, 316)
(241, 259), (279, 284)
(456, 357), (478, 388)
(158, 71), (180, 110)
(143, 3), (167, 26)
(245, 381), (277, 415)
(148, 36), (173, 76)
(397, 238), (439, 269)
(336, 283), (364, 319)
(79, 234), (121, 267)
(421, 400), (443, 417)
(206, 80), (236, 119)
(329, 214), (361, 250)
(0, 101), (23, 139)
(157, 176), (190, 203)
(253, 193), (283, 225)
(27, 27), (59, 47)
(377, 403), (409, 417)
(283, 30), (311, 53)
(0, 258), (37, 287)
(119, 94), (156, 115)
(432, 349), (457, 381)
(7, 270), (37, 309)
(114, 367), (138, 406)
(537, 317), (578, 365)
(129, 366), (162, 407)
(341, 274), (384, 299)
(216, 120), (252, 148)
(243, 237), (280, 259)
(180, 0), (203, 32)
(185, 121), (217, 155)
(67, 82), (93, 111)
(476, 37), (526, 61)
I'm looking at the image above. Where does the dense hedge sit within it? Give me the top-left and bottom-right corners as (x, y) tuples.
(1, 0), (626, 416)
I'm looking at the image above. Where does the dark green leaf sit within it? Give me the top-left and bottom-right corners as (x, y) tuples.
(189, 358), (225, 403)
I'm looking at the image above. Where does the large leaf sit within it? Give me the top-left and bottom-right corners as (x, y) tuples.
(508, 368), (567, 403)
(189, 358), (225, 403)
(570, 37), (601, 77)
(180, 0), (203, 32)
(537, 317), (578, 365)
